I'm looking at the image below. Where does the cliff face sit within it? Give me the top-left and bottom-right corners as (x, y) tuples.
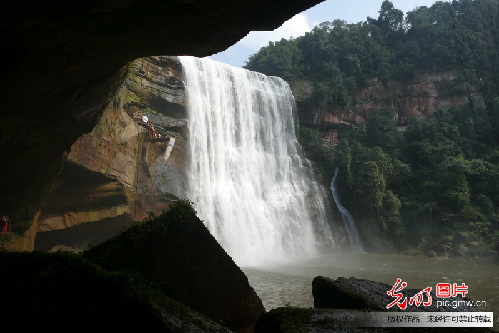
(35, 56), (188, 251)
(294, 70), (468, 132)
(0, 0), (324, 241)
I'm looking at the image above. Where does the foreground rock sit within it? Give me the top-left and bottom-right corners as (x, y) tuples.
(0, 251), (231, 333)
(83, 200), (265, 333)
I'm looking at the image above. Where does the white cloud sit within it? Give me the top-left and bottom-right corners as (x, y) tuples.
(239, 13), (311, 51)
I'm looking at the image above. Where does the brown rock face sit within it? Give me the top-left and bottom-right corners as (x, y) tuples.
(295, 71), (468, 130)
(0, 0), (324, 233)
(35, 56), (186, 251)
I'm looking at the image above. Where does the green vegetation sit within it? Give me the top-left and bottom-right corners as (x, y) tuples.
(247, 0), (499, 251)
(335, 105), (499, 249)
(298, 105), (499, 251)
(245, 0), (499, 108)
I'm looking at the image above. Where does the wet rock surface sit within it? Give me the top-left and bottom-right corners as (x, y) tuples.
(423, 232), (498, 260)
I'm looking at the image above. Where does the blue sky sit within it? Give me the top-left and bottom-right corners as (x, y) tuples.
(209, 0), (440, 67)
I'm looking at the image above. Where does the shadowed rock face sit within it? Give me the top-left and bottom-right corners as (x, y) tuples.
(83, 200), (266, 333)
(33, 56), (186, 251)
(0, 0), (324, 232)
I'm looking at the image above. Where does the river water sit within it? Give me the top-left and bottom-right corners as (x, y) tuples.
(243, 252), (498, 328)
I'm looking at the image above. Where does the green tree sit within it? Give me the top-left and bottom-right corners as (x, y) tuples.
(366, 108), (401, 152)
(245, 38), (302, 81)
(357, 161), (386, 216)
(334, 138), (354, 190)
(368, 0), (405, 43)
(382, 189), (403, 234)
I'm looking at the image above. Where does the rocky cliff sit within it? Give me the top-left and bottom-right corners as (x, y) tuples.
(0, 0), (324, 245)
(293, 70), (468, 135)
(35, 56), (187, 251)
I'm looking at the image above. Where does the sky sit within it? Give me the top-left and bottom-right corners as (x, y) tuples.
(209, 0), (440, 68)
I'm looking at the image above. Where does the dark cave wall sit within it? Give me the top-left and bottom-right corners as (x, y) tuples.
(0, 0), (324, 246)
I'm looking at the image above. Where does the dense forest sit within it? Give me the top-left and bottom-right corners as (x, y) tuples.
(245, 0), (499, 253)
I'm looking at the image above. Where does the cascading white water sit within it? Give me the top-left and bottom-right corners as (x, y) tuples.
(179, 56), (335, 267)
(163, 138), (175, 162)
(330, 167), (364, 252)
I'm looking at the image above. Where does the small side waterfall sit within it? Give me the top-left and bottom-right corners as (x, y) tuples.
(179, 56), (335, 266)
(330, 168), (364, 252)
(163, 138), (175, 162)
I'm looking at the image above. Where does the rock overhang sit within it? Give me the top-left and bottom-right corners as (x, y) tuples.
(0, 0), (325, 230)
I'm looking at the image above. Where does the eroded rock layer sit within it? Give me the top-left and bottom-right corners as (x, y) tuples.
(294, 71), (469, 131)
(35, 56), (186, 251)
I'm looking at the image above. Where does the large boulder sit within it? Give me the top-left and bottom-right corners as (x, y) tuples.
(82, 200), (265, 333)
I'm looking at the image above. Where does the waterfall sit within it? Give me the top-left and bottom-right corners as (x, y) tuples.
(179, 56), (334, 266)
(330, 168), (364, 252)
(163, 138), (175, 162)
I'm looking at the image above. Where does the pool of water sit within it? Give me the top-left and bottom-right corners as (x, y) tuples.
(242, 252), (498, 329)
